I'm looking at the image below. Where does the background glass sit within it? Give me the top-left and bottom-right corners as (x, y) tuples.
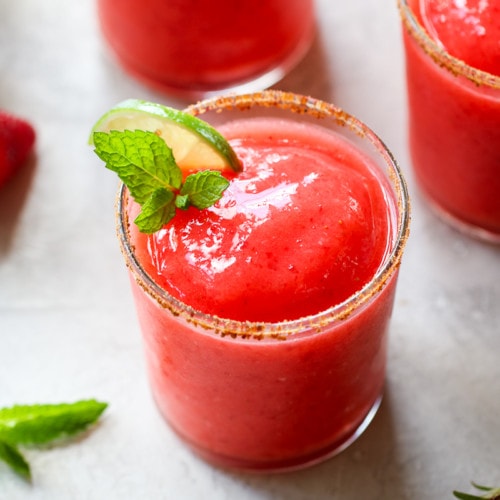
(97, 0), (315, 98)
(399, 0), (500, 243)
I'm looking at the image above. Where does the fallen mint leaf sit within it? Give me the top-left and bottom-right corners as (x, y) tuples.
(0, 439), (30, 480)
(454, 482), (500, 499)
(0, 399), (107, 481)
(0, 399), (108, 446)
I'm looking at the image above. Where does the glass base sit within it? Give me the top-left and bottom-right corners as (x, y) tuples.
(169, 395), (382, 474)
(422, 192), (500, 245)
(108, 31), (314, 100)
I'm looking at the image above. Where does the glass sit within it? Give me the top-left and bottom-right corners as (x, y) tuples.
(117, 91), (410, 472)
(398, 0), (500, 243)
(97, 0), (315, 98)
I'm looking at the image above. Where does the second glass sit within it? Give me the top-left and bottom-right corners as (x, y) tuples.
(399, 0), (500, 242)
(97, 0), (315, 97)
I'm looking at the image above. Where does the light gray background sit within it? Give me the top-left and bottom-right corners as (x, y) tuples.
(1, 1), (499, 498)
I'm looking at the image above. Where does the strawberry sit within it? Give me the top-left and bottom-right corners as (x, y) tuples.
(0, 110), (36, 187)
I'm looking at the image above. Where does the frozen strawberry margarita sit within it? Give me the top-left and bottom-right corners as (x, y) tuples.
(97, 0), (314, 96)
(400, 0), (500, 241)
(118, 93), (409, 471)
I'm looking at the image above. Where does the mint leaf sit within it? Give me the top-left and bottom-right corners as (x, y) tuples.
(93, 130), (232, 233)
(472, 483), (500, 492)
(134, 188), (176, 233)
(453, 493), (485, 500)
(174, 194), (190, 210)
(0, 399), (107, 446)
(93, 130), (182, 204)
(181, 170), (230, 209)
(453, 482), (500, 499)
(0, 439), (30, 480)
(0, 400), (107, 481)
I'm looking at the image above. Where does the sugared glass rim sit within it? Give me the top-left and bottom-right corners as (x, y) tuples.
(398, 0), (500, 89)
(116, 90), (410, 340)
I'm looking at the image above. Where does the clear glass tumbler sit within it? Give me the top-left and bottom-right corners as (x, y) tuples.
(97, 0), (315, 98)
(399, 0), (500, 243)
(117, 91), (410, 472)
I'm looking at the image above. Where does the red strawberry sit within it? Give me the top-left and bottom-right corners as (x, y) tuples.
(0, 110), (36, 187)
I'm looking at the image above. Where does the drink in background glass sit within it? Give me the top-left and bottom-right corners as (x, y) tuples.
(398, 0), (500, 242)
(97, 0), (315, 97)
(117, 92), (410, 471)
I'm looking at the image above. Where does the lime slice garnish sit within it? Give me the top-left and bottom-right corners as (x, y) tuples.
(90, 99), (241, 172)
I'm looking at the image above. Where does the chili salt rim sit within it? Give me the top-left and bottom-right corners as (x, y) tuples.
(398, 0), (500, 89)
(116, 90), (410, 340)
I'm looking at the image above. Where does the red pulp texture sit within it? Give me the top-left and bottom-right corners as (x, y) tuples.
(420, 0), (500, 75)
(135, 118), (395, 322)
(132, 275), (397, 470)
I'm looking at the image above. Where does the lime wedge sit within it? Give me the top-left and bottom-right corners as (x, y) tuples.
(90, 99), (241, 172)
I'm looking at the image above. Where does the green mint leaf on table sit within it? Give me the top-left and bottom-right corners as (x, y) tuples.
(0, 399), (107, 481)
(0, 399), (107, 445)
(93, 130), (230, 233)
(0, 440), (30, 480)
(454, 493), (487, 500)
(454, 482), (500, 499)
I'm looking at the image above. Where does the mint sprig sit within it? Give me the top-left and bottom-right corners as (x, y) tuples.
(0, 399), (107, 481)
(454, 482), (500, 499)
(93, 130), (230, 233)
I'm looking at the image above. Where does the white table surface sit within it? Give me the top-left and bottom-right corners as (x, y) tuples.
(1, 1), (499, 498)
